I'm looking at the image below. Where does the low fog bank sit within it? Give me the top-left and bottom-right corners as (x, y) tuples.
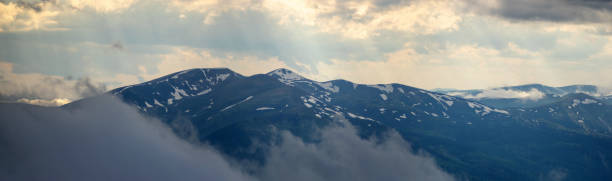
(465, 88), (545, 100)
(0, 96), (454, 181)
(0, 96), (253, 181)
(258, 123), (455, 181)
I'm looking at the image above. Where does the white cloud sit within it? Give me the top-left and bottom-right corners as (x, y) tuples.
(0, 96), (254, 181)
(0, 0), (141, 32)
(0, 1), (63, 32)
(0, 43), (290, 102)
(0, 61), (106, 106)
(17, 98), (72, 107)
(463, 88), (545, 100)
(169, 0), (249, 12)
(166, 0), (463, 39)
(152, 47), (289, 78)
(66, 0), (139, 13)
(168, 0), (252, 24)
(289, 30), (612, 90)
(589, 37), (612, 59)
(301, 43), (555, 89)
(262, 0), (462, 39)
(257, 122), (455, 181)
(0, 2), (19, 26)
(1, 94), (455, 181)
(506, 42), (540, 57)
(2, 0), (612, 92)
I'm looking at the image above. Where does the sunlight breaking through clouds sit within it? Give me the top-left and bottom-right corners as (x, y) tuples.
(1, 0), (612, 100)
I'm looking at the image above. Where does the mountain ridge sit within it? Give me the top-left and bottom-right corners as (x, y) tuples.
(62, 67), (612, 181)
(433, 83), (609, 108)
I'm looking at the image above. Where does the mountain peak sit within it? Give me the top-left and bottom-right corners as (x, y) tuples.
(266, 68), (296, 75)
(266, 68), (307, 85)
(149, 67), (240, 82)
(110, 67), (243, 99)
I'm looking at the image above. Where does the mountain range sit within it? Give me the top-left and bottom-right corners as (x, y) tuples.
(434, 84), (612, 108)
(62, 68), (612, 180)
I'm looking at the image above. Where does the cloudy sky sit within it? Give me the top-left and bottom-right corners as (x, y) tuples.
(1, 0), (612, 104)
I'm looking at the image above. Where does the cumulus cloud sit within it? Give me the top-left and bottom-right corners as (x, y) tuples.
(0, 1), (63, 31)
(166, 0), (463, 39)
(0, 95), (254, 181)
(261, 0), (462, 39)
(0, 0), (140, 32)
(153, 47), (290, 78)
(256, 122), (455, 181)
(16, 97), (71, 106)
(300, 43), (554, 89)
(295, 37), (612, 90)
(65, 0), (139, 13)
(0, 61), (107, 106)
(3, 0), (612, 92)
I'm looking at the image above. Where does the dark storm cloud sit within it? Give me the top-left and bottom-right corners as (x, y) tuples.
(256, 122), (456, 181)
(566, 0), (612, 10)
(0, 96), (254, 181)
(470, 0), (612, 23)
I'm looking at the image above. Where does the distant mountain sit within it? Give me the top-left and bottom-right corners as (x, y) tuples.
(511, 93), (612, 135)
(602, 95), (612, 104)
(437, 84), (599, 96)
(65, 68), (612, 181)
(434, 84), (607, 108)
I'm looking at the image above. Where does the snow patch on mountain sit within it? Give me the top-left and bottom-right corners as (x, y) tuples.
(216, 73), (230, 82)
(144, 101), (153, 108)
(171, 69), (190, 79)
(316, 82), (340, 93)
(426, 92), (454, 107)
(467, 101), (509, 116)
(347, 112), (376, 122)
(267, 68), (305, 86)
(154, 99), (164, 107)
(170, 86), (188, 100)
(221, 96), (253, 111)
(256, 107), (275, 111)
(572, 98), (598, 107)
(380, 94), (388, 101)
(196, 88), (212, 95)
(367, 84), (394, 93)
